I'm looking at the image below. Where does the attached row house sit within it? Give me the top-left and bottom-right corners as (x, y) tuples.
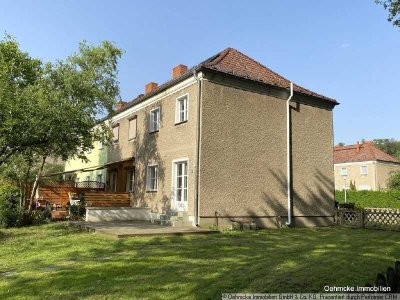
(64, 47), (338, 227)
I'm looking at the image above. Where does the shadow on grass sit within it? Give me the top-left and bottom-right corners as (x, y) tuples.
(1, 226), (400, 299)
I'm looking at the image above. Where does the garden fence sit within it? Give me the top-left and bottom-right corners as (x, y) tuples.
(336, 208), (400, 231)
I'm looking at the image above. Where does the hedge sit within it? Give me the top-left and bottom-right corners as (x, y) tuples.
(335, 190), (400, 209)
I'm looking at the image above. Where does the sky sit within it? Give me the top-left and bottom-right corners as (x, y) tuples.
(1, 0), (399, 145)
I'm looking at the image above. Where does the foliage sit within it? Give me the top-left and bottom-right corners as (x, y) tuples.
(0, 182), (49, 227)
(0, 35), (123, 168)
(335, 190), (400, 209)
(376, 0), (400, 26)
(69, 204), (85, 219)
(338, 202), (356, 209)
(0, 224), (400, 297)
(349, 180), (356, 191)
(387, 171), (400, 190)
(0, 153), (64, 203)
(373, 138), (400, 159)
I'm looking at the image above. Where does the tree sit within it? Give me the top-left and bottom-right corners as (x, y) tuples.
(376, 0), (400, 26)
(387, 171), (400, 190)
(373, 138), (400, 159)
(0, 36), (123, 209)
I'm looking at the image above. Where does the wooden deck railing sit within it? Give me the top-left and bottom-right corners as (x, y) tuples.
(84, 192), (131, 207)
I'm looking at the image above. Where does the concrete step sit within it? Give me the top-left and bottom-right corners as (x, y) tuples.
(171, 221), (193, 227)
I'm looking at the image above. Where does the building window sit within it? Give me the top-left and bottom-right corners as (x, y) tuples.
(97, 174), (103, 183)
(85, 175), (90, 182)
(340, 167), (348, 176)
(128, 117), (137, 140)
(175, 161), (188, 202)
(359, 185), (371, 190)
(175, 95), (188, 123)
(149, 107), (160, 133)
(112, 124), (119, 143)
(126, 169), (135, 192)
(146, 165), (158, 191)
(360, 166), (368, 175)
(99, 141), (103, 149)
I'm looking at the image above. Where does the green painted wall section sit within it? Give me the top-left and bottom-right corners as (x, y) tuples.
(64, 141), (108, 182)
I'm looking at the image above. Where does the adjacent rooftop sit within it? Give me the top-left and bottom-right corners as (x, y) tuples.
(334, 141), (400, 164)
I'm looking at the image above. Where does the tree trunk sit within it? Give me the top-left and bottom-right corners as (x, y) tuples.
(22, 159), (33, 209)
(29, 155), (47, 212)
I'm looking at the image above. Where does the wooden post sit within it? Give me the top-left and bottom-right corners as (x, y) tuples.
(360, 209), (365, 229)
(339, 210), (344, 225)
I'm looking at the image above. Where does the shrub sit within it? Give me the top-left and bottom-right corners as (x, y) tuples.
(387, 171), (400, 190)
(0, 183), (50, 228)
(335, 190), (400, 209)
(69, 204), (85, 220)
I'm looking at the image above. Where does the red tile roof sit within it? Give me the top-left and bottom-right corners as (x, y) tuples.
(334, 142), (400, 164)
(112, 47), (337, 117)
(198, 47), (336, 102)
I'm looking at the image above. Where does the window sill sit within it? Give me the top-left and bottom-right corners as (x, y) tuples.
(146, 189), (158, 193)
(174, 120), (188, 126)
(148, 130), (159, 135)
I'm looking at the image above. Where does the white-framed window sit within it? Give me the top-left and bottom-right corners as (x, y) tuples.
(149, 107), (160, 133)
(146, 165), (158, 191)
(174, 161), (188, 202)
(128, 117), (137, 140)
(126, 169), (135, 192)
(340, 167), (348, 176)
(175, 94), (188, 123)
(360, 166), (368, 175)
(85, 175), (90, 182)
(112, 124), (119, 143)
(76, 177), (80, 183)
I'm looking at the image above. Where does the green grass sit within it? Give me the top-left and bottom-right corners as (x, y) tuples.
(0, 224), (399, 299)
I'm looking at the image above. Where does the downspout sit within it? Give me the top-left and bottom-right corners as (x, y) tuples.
(286, 82), (294, 226)
(193, 70), (202, 226)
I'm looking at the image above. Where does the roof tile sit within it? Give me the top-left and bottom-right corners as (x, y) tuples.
(334, 142), (400, 164)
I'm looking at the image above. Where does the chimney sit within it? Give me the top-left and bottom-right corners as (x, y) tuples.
(172, 64), (188, 79)
(145, 82), (158, 94)
(356, 141), (360, 153)
(115, 101), (127, 110)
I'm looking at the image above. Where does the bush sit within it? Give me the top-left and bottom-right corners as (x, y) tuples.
(0, 183), (50, 228)
(387, 171), (400, 190)
(69, 204), (85, 220)
(335, 190), (400, 209)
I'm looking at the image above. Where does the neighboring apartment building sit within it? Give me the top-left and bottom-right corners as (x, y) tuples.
(334, 141), (400, 191)
(65, 47), (338, 227)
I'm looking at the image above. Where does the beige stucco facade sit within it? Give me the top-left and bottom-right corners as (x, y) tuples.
(65, 71), (336, 227)
(198, 74), (335, 227)
(334, 161), (400, 191)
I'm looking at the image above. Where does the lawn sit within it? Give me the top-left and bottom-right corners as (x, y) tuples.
(0, 224), (399, 299)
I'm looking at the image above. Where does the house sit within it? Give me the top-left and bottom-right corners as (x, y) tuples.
(334, 141), (400, 191)
(64, 47), (338, 227)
